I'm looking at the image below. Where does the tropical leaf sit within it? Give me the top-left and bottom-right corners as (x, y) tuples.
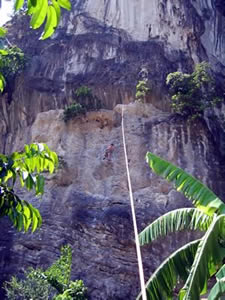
(58, 0), (71, 10)
(41, 5), (57, 40)
(0, 185), (42, 232)
(14, 0), (24, 11)
(208, 278), (225, 300)
(30, 0), (48, 29)
(208, 265), (225, 300)
(179, 215), (225, 300)
(0, 72), (6, 92)
(137, 240), (200, 300)
(0, 27), (7, 38)
(146, 152), (225, 216)
(139, 208), (213, 246)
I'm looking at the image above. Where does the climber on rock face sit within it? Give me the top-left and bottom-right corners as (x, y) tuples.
(103, 143), (115, 161)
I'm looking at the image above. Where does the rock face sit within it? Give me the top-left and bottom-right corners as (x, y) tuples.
(0, 0), (225, 299)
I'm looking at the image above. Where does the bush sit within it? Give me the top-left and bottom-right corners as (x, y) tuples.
(0, 46), (26, 85)
(166, 62), (222, 119)
(135, 80), (150, 103)
(63, 103), (86, 122)
(63, 86), (102, 122)
(4, 245), (88, 300)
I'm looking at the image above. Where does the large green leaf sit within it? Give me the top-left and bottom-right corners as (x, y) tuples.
(146, 152), (225, 216)
(179, 215), (225, 300)
(208, 265), (225, 300)
(1, 185), (42, 232)
(0, 72), (6, 92)
(137, 240), (200, 300)
(41, 5), (57, 40)
(14, 0), (25, 11)
(30, 0), (48, 29)
(208, 278), (225, 300)
(0, 27), (7, 38)
(139, 208), (213, 246)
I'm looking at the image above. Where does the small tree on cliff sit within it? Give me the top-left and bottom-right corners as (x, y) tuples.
(0, 143), (58, 232)
(166, 62), (222, 119)
(137, 152), (225, 299)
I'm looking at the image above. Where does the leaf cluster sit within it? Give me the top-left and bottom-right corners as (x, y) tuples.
(166, 62), (223, 119)
(0, 46), (26, 92)
(0, 143), (58, 232)
(137, 152), (225, 300)
(135, 80), (150, 103)
(14, 0), (71, 40)
(63, 86), (102, 122)
(4, 245), (88, 300)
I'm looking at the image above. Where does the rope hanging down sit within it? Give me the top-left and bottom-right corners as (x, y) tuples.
(121, 106), (147, 300)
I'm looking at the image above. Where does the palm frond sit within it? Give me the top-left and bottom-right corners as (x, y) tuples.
(179, 215), (225, 300)
(146, 152), (225, 216)
(137, 240), (200, 300)
(208, 265), (225, 300)
(139, 208), (213, 246)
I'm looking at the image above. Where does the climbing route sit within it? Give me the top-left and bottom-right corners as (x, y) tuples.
(121, 106), (147, 300)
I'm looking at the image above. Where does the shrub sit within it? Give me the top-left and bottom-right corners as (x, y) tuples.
(63, 86), (102, 122)
(166, 62), (222, 119)
(135, 80), (150, 103)
(63, 103), (86, 122)
(0, 46), (26, 85)
(4, 245), (88, 300)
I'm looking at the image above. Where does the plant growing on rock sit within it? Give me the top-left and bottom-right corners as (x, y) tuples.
(63, 86), (102, 122)
(137, 152), (225, 299)
(0, 143), (58, 232)
(135, 80), (150, 103)
(166, 62), (222, 119)
(4, 245), (88, 300)
(0, 46), (26, 92)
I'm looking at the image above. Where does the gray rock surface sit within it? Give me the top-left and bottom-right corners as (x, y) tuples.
(1, 104), (225, 299)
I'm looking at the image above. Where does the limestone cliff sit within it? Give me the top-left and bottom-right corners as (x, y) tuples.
(0, 1), (225, 299)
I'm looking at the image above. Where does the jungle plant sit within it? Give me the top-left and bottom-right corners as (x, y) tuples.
(63, 102), (86, 122)
(0, 143), (58, 232)
(4, 245), (88, 300)
(166, 62), (222, 119)
(137, 152), (225, 300)
(0, 46), (26, 92)
(63, 86), (102, 122)
(135, 80), (150, 103)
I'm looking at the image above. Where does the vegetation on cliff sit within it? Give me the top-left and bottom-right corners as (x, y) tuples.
(167, 62), (222, 119)
(138, 152), (225, 299)
(63, 86), (102, 122)
(4, 245), (87, 300)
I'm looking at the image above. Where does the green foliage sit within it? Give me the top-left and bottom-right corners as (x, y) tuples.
(63, 86), (102, 122)
(4, 268), (54, 300)
(74, 86), (92, 98)
(0, 27), (7, 38)
(4, 245), (88, 300)
(55, 281), (88, 300)
(0, 46), (26, 92)
(146, 152), (225, 216)
(63, 103), (86, 122)
(166, 62), (222, 118)
(45, 245), (72, 293)
(0, 143), (58, 232)
(135, 80), (150, 103)
(137, 152), (225, 299)
(12, 0), (71, 40)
